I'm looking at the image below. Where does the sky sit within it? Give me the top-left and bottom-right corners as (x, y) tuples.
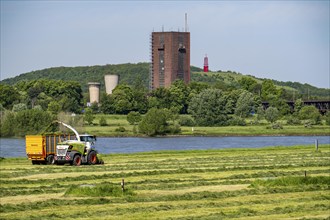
(1, 1), (329, 88)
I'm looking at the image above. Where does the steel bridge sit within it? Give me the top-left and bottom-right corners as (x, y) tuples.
(262, 100), (330, 114)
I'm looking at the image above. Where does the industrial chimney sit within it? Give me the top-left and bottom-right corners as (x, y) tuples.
(203, 54), (209, 72)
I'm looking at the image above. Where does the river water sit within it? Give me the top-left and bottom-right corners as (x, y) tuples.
(1, 136), (329, 158)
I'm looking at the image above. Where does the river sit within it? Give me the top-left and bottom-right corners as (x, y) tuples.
(1, 136), (329, 158)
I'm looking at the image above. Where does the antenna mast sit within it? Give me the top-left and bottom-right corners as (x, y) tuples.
(185, 13), (188, 32)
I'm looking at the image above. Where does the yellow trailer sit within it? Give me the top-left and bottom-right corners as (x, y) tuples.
(26, 134), (75, 165)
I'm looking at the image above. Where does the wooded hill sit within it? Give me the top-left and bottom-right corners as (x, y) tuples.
(1, 62), (329, 99)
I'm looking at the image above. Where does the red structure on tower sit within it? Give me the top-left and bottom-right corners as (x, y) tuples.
(203, 54), (209, 72)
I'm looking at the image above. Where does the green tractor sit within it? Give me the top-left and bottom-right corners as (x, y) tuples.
(53, 121), (103, 166)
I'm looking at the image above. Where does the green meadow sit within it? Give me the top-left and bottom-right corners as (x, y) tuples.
(1, 145), (329, 219)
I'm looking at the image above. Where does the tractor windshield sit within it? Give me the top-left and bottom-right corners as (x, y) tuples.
(80, 135), (96, 142)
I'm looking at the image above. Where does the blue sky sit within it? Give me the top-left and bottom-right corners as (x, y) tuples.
(1, 1), (329, 88)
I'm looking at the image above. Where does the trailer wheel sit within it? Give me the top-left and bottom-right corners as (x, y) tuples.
(46, 155), (55, 165)
(72, 154), (82, 166)
(32, 160), (39, 165)
(87, 151), (97, 165)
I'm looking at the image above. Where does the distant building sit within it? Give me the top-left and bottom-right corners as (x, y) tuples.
(203, 54), (209, 72)
(150, 31), (190, 90)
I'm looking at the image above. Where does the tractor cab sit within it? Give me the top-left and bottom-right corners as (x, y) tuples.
(79, 134), (96, 144)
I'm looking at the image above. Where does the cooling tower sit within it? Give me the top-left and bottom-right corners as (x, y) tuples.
(88, 82), (101, 103)
(104, 75), (119, 94)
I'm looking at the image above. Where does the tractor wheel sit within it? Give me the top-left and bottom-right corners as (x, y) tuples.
(72, 154), (82, 166)
(87, 151), (97, 165)
(46, 155), (55, 165)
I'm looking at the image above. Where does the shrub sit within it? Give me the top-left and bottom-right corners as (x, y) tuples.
(286, 116), (301, 125)
(265, 107), (279, 123)
(303, 120), (313, 128)
(325, 111), (330, 126)
(84, 108), (95, 125)
(138, 108), (177, 136)
(168, 122), (181, 134)
(179, 115), (195, 126)
(228, 116), (246, 126)
(299, 105), (321, 124)
(99, 116), (107, 126)
(270, 122), (283, 129)
(115, 127), (126, 132)
(127, 111), (142, 125)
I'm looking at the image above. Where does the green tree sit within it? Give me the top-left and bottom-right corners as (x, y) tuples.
(16, 79), (83, 113)
(148, 87), (172, 109)
(188, 82), (209, 95)
(261, 80), (278, 101)
(131, 77), (148, 113)
(168, 80), (191, 113)
(225, 89), (245, 114)
(13, 109), (54, 136)
(36, 92), (52, 110)
(294, 98), (304, 114)
(265, 107), (280, 123)
(0, 84), (20, 109)
(188, 89), (231, 126)
(112, 84), (135, 114)
(269, 98), (291, 116)
(256, 106), (265, 120)
(90, 102), (99, 113)
(33, 105), (43, 110)
(27, 82), (44, 108)
(235, 91), (255, 118)
(84, 108), (95, 125)
(138, 108), (170, 136)
(0, 111), (16, 137)
(12, 103), (28, 112)
(47, 101), (61, 115)
(100, 93), (115, 114)
(238, 76), (258, 93)
(299, 105), (321, 124)
(127, 111), (142, 125)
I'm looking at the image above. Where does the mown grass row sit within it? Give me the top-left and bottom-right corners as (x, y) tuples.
(0, 144), (329, 219)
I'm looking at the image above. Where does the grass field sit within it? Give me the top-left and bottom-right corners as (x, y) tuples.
(82, 114), (330, 137)
(1, 145), (329, 219)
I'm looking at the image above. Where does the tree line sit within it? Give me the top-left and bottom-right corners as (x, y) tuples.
(0, 77), (329, 137)
(2, 62), (329, 99)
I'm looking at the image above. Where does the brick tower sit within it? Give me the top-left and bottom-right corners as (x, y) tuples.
(149, 31), (190, 90)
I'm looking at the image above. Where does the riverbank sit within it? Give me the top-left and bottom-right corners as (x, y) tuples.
(1, 145), (329, 219)
(84, 124), (330, 137)
(82, 114), (330, 137)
